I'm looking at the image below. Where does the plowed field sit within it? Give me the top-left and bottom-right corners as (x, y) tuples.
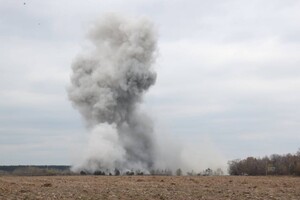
(1, 176), (299, 199)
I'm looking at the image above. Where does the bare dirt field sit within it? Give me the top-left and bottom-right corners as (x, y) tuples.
(0, 175), (299, 200)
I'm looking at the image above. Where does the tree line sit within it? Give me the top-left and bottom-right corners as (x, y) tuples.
(0, 166), (73, 176)
(80, 168), (224, 176)
(228, 149), (300, 176)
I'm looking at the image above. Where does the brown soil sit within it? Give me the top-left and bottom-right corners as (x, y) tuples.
(0, 176), (299, 200)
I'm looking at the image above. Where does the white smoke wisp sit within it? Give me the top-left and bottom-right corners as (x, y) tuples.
(68, 14), (158, 172)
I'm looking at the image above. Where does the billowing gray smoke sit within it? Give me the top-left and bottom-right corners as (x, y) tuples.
(68, 14), (157, 172)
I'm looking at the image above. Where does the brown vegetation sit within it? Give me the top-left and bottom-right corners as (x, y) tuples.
(228, 149), (300, 176)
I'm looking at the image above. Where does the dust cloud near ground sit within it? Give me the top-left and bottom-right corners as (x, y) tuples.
(1, 176), (300, 199)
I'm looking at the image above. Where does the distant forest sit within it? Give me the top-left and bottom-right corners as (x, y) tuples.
(0, 165), (71, 176)
(1, 149), (300, 176)
(228, 149), (300, 176)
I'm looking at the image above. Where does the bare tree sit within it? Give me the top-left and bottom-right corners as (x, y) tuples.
(176, 168), (182, 176)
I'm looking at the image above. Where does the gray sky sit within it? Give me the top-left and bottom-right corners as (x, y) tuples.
(1, 0), (300, 165)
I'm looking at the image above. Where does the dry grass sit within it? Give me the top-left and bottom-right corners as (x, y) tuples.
(0, 175), (300, 199)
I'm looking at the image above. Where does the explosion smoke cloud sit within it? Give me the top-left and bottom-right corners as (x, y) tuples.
(68, 14), (157, 172)
(68, 14), (226, 174)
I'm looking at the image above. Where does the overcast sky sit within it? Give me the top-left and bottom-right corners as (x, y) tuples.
(1, 0), (300, 165)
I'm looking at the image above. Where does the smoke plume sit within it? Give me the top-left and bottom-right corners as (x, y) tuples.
(68, 14), (227, 174)
(68, 14), (157, 172)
